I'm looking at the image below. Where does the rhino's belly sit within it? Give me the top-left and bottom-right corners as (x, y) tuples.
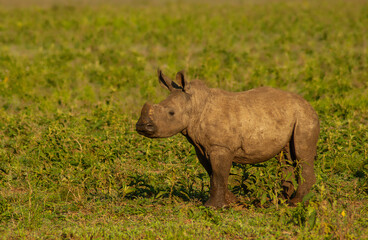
(232, 137), (289, 164)
(233, 150), (280, 164)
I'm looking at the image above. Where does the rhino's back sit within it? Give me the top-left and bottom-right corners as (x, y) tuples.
(206, 86), (310, 124)
(193, 86), (317, 163)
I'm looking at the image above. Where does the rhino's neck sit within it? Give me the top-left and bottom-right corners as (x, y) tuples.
(181, 85), (211, 140)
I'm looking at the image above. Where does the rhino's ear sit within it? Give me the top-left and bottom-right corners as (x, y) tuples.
(158, 69), (174, 92)
(176, 70), (188, 91)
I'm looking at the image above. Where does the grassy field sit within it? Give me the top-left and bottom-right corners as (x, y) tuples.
(0, 0), (368, 239)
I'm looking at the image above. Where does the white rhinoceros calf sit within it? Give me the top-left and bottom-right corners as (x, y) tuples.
(136, 70), (320, 208)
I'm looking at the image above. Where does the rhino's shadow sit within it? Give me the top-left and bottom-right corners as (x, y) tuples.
(123, 173), (209, 203)
(121, 169), (282, 207)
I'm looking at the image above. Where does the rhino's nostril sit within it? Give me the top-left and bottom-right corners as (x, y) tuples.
(145, 124), (155, 131)
(136, 121), (156, 136)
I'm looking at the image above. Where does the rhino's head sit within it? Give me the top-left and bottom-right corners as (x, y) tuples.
(136, 69), (192, 138)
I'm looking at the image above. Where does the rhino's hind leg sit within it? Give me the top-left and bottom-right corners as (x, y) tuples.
(288, 121), (319, 206)
(279, 143), (296, 201)
(288, 157), (316, 206)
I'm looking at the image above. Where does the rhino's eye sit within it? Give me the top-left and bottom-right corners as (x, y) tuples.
(169, 110), (175, 116)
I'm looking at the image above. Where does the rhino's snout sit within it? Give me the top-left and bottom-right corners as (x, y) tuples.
(136, 103), (157, 137)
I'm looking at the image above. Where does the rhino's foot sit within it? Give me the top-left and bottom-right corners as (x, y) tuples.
(281, 181), (295, 200)
(225, 190), (238, 204)
(287, 197), (303, 207)
(204, 190), (238, 208)
(204, 198), (227, 208)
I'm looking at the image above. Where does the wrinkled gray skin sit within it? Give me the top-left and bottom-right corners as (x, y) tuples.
(136, 70), (320, 208)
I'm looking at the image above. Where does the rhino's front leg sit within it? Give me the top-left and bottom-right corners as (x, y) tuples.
(205, 147), (236, 208)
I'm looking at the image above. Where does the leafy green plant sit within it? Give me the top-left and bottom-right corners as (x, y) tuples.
(0, 0), (367, 239)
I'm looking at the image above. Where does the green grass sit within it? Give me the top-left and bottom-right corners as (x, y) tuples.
(0, 0), (367, 239)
